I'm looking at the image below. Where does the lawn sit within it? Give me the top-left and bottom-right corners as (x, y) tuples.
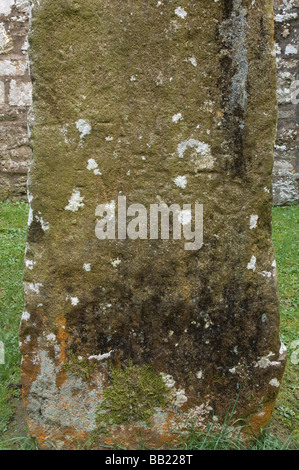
(0, 202), (36, 449)
(0, 202), (298, 450)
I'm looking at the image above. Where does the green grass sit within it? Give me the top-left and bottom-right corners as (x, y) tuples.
(270, 205), (299, 442)
(0, 436), (38, 451)
(0, 201), (298, 450)
(178, 422), (296, 451)
(0, 202), (28, 440)
(273, 206), (298, 345)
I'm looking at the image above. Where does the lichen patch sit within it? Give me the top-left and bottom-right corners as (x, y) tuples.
(65, 189), (84, 212)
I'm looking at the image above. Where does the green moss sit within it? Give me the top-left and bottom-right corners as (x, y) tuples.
(63, 351), (95, 379)
(96, 361), (169, 427)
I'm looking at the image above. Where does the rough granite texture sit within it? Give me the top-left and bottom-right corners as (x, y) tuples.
(20, 0), (287, 450)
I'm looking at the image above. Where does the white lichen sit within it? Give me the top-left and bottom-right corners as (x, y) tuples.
(21, 311), (30, 322)
(247, 256), (256, 272)
(160, 373), (176, 389)
(160, 373), (187, 407)
(255, 353), (281, 369)
(35, 214), (50, 232)
(172, 113), (182, 123)
(87, 158), (98, 170)
(25, 259), (36, 270)
(184, 402), (213, 426)
(46, 333), (56, 343)
(177, 139), (211, 161)
(269, 378), (280, 388)
(178, 209), (192, 226)
(174, 175), (187, 189)
(279, 343), (287, 357)
(66, 295), (80, 306)
(188, 56), (197, 67)
(285, 44), (297, 55)
(87, 159), (102, 176)
(76, 119), (91, 139)
(65, 189), (84, 212)
(259, 271), (272, 278)
(88, 350), (114, 361)
(27, 206), (33, 227)
(111, 258), (121, 268)
(175, 6), (187, 19)
(172, 389), (188, 407)
(27, 283), (42, 295)
(249, 215), (258, 230)
(262, 314), (267, 323)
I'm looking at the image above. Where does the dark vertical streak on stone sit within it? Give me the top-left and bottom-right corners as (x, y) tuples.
(218, 0), (249, 177)
(223, 0), (234, 19)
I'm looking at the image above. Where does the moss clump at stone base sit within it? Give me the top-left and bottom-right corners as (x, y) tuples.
(96, 361), (169, 427)
(63, 351), (95, 379)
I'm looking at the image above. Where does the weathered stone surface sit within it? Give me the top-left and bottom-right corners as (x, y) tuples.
(21, 0), (286, 449)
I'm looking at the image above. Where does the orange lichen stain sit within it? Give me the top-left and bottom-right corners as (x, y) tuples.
(246, 399), (276, 436)
(55, 316), (69, 387)
(28, 398), (278, 450)
(94, 398), (278, 450)
(56, 369), (67, 388)
(28, 418), (91, 450)
(27, 419), (49, 448)
(56, 316), (68, 363)
(182, 283), (192, 301)
(96, 410), (183, 450)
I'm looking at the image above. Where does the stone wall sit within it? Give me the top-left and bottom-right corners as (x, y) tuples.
(273, 0), (299, 205)
(0, 0), (31, 201)
(0, 1), (298, 205)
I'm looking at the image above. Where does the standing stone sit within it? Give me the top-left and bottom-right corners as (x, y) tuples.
(21, 0), (286, 450)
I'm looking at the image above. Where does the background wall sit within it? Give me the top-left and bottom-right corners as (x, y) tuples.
(0, 0), (31, 201)
(0, 0), (298, 204)
(273, 0), (299, 205)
